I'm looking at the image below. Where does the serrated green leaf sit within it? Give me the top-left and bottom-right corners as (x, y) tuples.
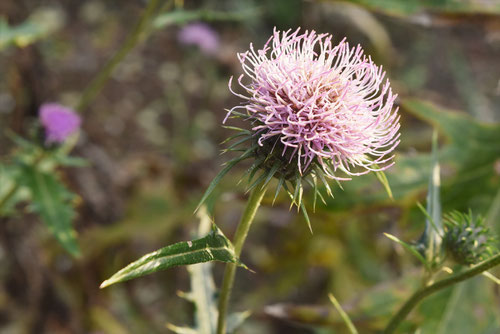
(21, 165), (80, 256)
(100, 225), (244, 288)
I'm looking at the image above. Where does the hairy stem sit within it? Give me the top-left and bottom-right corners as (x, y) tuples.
(384, 252), (500, 333)
(216, 181), (267, 334)
(76, 0), (162, 112)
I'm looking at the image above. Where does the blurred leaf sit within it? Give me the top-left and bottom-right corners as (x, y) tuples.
(328, 293), (359, 334)
(0, 8), (64, 50)
(90, 306), (129, 334)
(418, 277), (500, 333)
(327, 0), (500, 16)
(100, 225), (245, 288)
(325, 2), (393, 59)
(153, 8), (259, 29)
(264, 274), (419, 332)
(21, 165), (80, 256)
(403, 99), (500, 213)
(418, 130), (443, 266)
(0, 164), (30, 215)
(227, 311), (252, 333)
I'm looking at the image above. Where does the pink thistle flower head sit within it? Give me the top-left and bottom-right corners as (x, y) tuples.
(226, 28), (400, 181)
(178, 22), (220, 56)
(197, 28), (401, 226)
(39, 103), (81, 144)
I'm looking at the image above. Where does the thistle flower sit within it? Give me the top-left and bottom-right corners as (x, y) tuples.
(178, 22), (220, 56)
(199, 28), (400, 227)
(443, 211), (496, 266)
(226, 28), (400, 179)
(39, 103), (81, 143)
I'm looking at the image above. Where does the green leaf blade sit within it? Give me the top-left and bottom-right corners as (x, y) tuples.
(100, 227), (243, 288)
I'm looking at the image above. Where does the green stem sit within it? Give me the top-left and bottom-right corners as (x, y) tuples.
(76, 0), (162, 112)
(216, 181), (267, 334)
(384, 252), (500, 333)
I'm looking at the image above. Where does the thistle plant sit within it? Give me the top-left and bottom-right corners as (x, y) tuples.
(211, 28), (401, 333)
(100, 27), (401, 334)
(0, 103), (84, 256)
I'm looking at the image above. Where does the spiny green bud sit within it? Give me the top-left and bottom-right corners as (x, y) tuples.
(443, 211), (496, 266)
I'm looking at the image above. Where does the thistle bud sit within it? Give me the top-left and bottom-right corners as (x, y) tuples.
(443, 211), (496, 266)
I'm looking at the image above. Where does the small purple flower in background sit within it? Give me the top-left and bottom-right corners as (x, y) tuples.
(39, 103), (81, 143)
(177, 22), (220, 55)
(226, 28), (400, 180)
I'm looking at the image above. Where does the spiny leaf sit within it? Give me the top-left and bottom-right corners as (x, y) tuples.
(220, 132), (249, 145)
(222, 135), (253, 153)
(221, 125), (251, 134)
(300, 201), (313, 234)
(374, 169), (393, 200)
(246, 171), (267, 194)
(261, 164), (280, 190)
(384, 233), (429, 269)
(195, 148), (253, 212)
(315, 166), (333, 198)
(100, 226), (245, 288)
(21, 165), (80, 257)
(273, 175), (285, 205)
(291, 176), (301, 209)
(241, 156), (265, 185)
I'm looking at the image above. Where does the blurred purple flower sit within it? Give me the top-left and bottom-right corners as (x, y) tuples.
(177, 22), (220, 55)
(39, 103), (81, 143)
(226, 28), (400, 179)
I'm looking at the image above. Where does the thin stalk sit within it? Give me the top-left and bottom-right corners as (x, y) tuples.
(216, 180), (267, 334)
(384, 252), (500, 333)
(76, 0), (162, 112)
